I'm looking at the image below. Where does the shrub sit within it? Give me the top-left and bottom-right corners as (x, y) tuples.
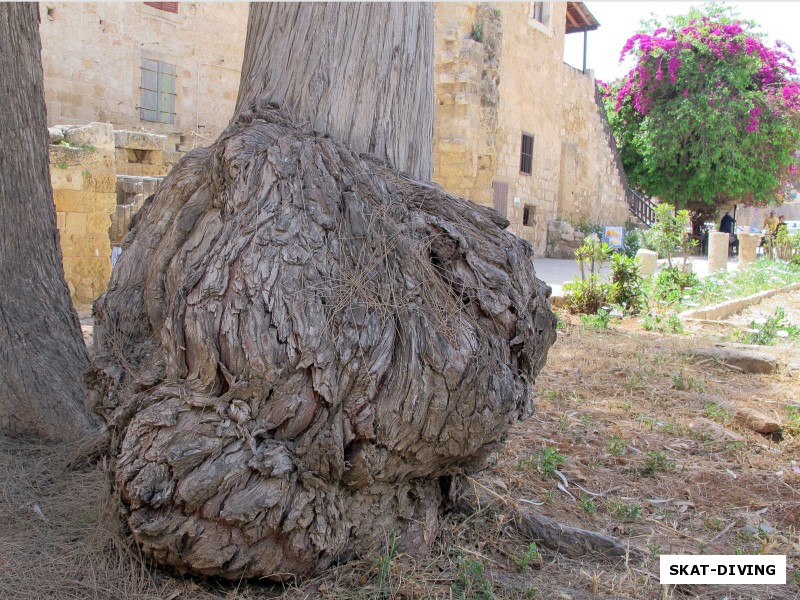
(734, 307), (799, 345)
(609, 252), (643, 312)
(622, 224), (642, 258)
(642, 204), (696, 269)
(564, 239), (616, 314)
(649, 266), (699, 303)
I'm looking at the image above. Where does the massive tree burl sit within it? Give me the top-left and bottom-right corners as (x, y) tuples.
(87, 103), (556, 580)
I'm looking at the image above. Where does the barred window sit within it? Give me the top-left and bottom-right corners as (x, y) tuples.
(520, 133), (534, 175)
(140, 58), (176, 124)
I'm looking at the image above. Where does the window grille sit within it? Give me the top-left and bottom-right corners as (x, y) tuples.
(520, 133), (534, 175)
(140, 58), (176, 124)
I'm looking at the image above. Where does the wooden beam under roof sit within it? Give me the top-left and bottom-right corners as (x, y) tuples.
(565, 1), (599, 34)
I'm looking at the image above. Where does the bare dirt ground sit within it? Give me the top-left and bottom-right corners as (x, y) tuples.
(1, 295), (799, 600)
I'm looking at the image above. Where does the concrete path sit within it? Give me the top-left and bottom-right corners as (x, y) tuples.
(534, 256), (742, 296)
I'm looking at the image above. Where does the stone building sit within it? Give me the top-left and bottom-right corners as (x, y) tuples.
(41, 2), (632, 306)
(39, 2), (248, 151)
(433, 2), (631, 256)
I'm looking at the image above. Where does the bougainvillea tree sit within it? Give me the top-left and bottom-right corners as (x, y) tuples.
(602, 5), (800, 219)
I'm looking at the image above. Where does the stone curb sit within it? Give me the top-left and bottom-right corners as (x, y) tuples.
(680, 281), (800, 321)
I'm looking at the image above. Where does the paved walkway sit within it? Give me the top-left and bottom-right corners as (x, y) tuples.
(534, 256), (742, 296)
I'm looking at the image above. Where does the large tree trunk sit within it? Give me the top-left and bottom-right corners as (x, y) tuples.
(235, 3), (433, 180)
(88, 3), (556, 581)
(0, 3), (100, 441)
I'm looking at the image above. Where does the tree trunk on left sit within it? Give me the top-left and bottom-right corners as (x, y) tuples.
(0, 3), (100, 441)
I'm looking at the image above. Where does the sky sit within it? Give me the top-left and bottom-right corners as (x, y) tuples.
(563, 2), (800, 83)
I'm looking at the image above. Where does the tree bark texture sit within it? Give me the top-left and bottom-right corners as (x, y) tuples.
(234, 3), (434, 181)
(0, 3), (99, 441)
(87, 104), (557, 580)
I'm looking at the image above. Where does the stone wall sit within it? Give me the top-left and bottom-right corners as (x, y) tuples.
(50, 124), (117, 307)
(39, 2), (248, 151)
(50, 123), (170, 308)
(432, 2), (631, 257)
(546, 220), (586, 259)
(558, 65), (630, 228)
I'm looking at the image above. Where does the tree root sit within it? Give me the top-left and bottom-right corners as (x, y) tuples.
(451, 477), (646, 563)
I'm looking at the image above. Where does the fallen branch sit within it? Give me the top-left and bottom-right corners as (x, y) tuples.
(514, 509), (645, 561)
(453, 477), (646, 563)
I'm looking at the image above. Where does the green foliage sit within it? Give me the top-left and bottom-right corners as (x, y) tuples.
(452, 559), (494, 600)
(774, 228), (800, 263)
(518, 446), (565, 478)
(607, 500), (643, 521)
(606, 436), (629, 456)
(784, 405), (800, 437)
(649, 266), (700, 304)
(602, 4), (800, 211)
(81, 169), (90, 178)
(622, 224), (642, 258)
(671, 370), (703, 392)
(56, 161), (68, 170)
(705, 403), (731, 424)
(579, 493), (597, 514)
(81, 144), (96, 152)
(471, 23), (484, 43)
(609, 252), (644, 312)
(734, 307), (800, 345)
(579, 307), (611, 330)
(373, 532), (398, 599)
(673, 259), (800, 310)
(642, 311), (684, 333)
(644, 450), (676, 474)
(573, 218), (604, 237)
(513, 542), (539, 570)
(643, 204), (695, 268)
(564, 239), (617, 314)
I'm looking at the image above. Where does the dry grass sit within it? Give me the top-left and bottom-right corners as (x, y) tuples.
(2, 312), (799, 599)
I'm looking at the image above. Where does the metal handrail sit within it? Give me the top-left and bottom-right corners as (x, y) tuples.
(593, 85), (656, 228)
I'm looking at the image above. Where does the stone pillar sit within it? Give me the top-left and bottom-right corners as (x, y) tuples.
(707, 231), (729, 274)
(738, 233), (759, 266)
(635, 248), (658, 277)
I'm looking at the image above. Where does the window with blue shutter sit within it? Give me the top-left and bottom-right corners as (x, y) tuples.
(140, 58), (176, 124)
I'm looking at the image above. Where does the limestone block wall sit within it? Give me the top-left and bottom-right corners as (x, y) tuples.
(50, 125), (117, 308)
(492, 2), (568, 255)
(558, 65), (630, 228)
(433, 3), (485, 201)
(39, 2), (248, 150)
(433, 3), (634, 257)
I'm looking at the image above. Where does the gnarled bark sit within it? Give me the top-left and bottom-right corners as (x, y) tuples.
(88, 2), (556, 581)
(88, 104), (556, 579)
(0, 3), (100, 441)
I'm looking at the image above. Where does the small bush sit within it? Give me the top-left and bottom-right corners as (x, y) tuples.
(564, 239), (617, 314)
(579, 307), (611, 330)
(513, 542), (539, 570)
(517, 446), (565, 478)
(784, 405), (800, 437)
(650, 266), (700, 303)
(641, 311), (684, 334)
(609, 253), (643, 312)
(471, 23), (484, 42)
(623, 224), (642, 258)
(734, 307), (799, 345)
(607, 500), (642, 521)
(452, 559), (494, 600)
(644, 450), (675, 474)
